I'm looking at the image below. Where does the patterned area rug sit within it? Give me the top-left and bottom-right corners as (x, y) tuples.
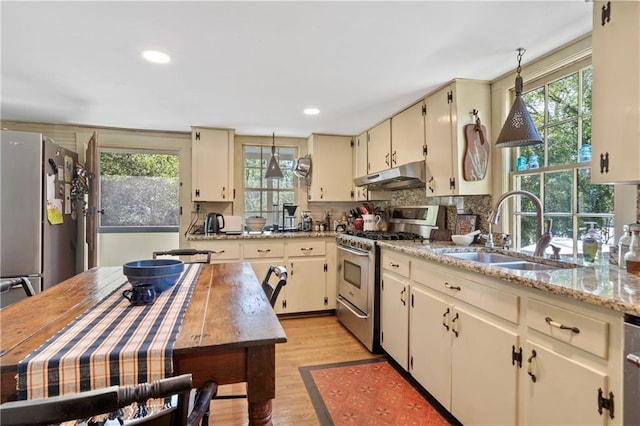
(300, 358), (453, 425)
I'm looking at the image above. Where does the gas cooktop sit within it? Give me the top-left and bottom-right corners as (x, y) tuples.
(345, 230), (424, 241)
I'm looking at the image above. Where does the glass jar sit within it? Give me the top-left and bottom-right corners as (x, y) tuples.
(624, 227), (640, 275)
(528, 154), (540, 169)
(516, 156), (528, 171)
(579, 144), (592, 162)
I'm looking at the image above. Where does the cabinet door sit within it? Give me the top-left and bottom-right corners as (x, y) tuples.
(425, 85), (454, 196)
(353, 132), (369, 201)
(191, 128), (232, 202)
(591, 0), (640, 183)
(380, 271), (410, 370)
(391, 100), (426, 167)
(451, 306), (519, 426)
(524, 340), (609, 426)
(287, 258), (327, 313)
(410, 285), (453, 410)
(308, 134), (353, 202)
(367, 119), (392, 174)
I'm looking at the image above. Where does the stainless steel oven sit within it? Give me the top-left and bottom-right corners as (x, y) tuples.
(336, 238), (377, 352)
(335, 205), (445, 353)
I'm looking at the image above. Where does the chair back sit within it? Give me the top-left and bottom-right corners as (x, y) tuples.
(0, 277), (36, 297)
(261, 265), (287, 308)
(153, 249), (212, 264)
(0, 374), (216, 426)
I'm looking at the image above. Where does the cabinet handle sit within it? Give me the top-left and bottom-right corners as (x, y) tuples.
(290, 262), (294, 276)
(527, 350), (537, 383)
(389, 262), (400, 268)
(222, 186), (226, 199)
(385, 153), (390, 166)
(427, 176), (434, 193)
(320, 187), (324, 199)
(442, 308), (450, 330)
(211, 250), (225, 254)
(392, 151), (397, 165)
(257, 249), (271, 253)
(545, 317), (580, 334)
(627, 353), (640, 368)
(451, 312), (459, 337)
(599, 152), (609, 174)
(444, 282), (461, 291)
(601, 1), (611, 26)
(300, 247), (313, 252)
(400, 288), (406, 306)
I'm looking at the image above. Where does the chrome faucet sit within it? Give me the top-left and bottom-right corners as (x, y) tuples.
(487, 190), (550, 257)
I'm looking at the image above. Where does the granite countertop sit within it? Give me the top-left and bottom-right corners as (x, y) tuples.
(186, 231), (338, 241)
(376, 240), (640, 317)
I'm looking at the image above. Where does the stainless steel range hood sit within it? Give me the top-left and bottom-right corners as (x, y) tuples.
(354, 160), (427, 190)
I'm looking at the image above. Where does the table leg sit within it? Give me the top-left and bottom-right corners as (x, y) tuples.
(246, 344), (276, 426)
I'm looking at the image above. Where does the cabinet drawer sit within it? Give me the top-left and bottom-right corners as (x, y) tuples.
(527, 298), (609, 359)
(243, 241), (285, 259)
(189, 241), (241, 261)
(413, 261), (519, 324)
(381, 251), (410, 278)
(286, 240), (325, 257)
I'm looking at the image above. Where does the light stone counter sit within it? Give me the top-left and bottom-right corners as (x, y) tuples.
(377, 240), (640, 317)
(186, 231), (337, 241)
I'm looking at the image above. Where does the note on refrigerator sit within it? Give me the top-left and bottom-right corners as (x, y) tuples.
(46, 173), (55, 201)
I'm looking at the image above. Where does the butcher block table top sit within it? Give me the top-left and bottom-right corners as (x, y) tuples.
(0, 262), (287, 425)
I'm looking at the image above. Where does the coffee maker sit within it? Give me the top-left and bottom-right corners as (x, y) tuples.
(282, 203), (298, 232)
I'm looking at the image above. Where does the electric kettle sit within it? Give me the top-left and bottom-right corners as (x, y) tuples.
(206, 213), (225, 234)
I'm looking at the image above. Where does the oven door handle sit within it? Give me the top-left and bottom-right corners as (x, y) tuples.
(337, 296), (369, 319)
(337, 245), (370, 257)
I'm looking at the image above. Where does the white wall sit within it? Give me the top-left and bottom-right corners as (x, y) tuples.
(98, 232), (179, 266)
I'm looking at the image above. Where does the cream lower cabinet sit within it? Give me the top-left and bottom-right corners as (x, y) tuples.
(243, 240), (286, 312)
(410, 261), (519, 426)
(380, 251), (411, 371)
(188, 240), (241, 263)
(286, 240), (328, 313)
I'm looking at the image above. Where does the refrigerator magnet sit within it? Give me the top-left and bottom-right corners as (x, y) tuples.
(64, 184), (71, 214)
(64, 155), (73, 182)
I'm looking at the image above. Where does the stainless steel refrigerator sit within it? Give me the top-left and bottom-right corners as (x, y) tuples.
(1, 130), (79, 307)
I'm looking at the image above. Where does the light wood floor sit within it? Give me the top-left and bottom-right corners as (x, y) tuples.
(208, 314), (379, 425)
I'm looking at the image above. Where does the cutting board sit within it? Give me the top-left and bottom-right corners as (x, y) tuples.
(463, 117), (489, 181)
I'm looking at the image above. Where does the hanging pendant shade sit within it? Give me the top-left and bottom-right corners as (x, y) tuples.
(265, 132), (284, 179)
(496, 49), (542, 148)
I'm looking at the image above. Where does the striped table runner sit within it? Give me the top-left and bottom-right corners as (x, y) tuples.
(17, 263), (202, 400)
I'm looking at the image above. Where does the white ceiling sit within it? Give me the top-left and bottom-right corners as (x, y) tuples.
(1, 1), (593, 137)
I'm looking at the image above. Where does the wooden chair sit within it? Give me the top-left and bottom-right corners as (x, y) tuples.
(261, 265), (288, 308)
(0, 277), (36, 297)
(0, 374), (216, 426)
(152, 248), (212, 264)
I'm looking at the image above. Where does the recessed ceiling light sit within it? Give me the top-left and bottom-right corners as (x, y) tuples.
(304, 108), (320, 115)
(142, 50), (171, 64)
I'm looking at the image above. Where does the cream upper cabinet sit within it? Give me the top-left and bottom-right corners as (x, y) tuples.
(367, 119), (392, 174)
(391, 99), (426, 166)
(353, 131), (391, 202)
(191, 127), (234, 202)
(424, 79), (491, 196)
(591, 0), (640, 184)
(307, 134), (354, 202)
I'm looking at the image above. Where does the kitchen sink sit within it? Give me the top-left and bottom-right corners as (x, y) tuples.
(444, 252), (524, 264)
(442, 250), (579, 271)
(490, 261), (561, 271)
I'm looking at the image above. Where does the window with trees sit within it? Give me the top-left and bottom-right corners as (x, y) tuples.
(243, 145), (296, 224)
(99, 148), (179, 232)
(512, 63), (614, 256)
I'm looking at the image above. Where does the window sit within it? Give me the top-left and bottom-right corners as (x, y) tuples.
(99, 148), (179, 232)
(243, 145), (297, 223)
(511, 64), (614, 256)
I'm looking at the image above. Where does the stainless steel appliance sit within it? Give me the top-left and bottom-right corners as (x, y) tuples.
(625, 315), (640, 423)
(205, 212), (224, 234)
(354, 160), (428, 191)
(1, 130), (79, 307)
(336, 205), (445, 352)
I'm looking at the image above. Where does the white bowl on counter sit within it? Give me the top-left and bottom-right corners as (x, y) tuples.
(245, 217), (266, 232)
(451, 234), (475, 246)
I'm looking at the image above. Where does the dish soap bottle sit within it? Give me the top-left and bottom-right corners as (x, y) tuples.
(624, 225), (640, 275)
(618, 224), (632, 269)
(582, 222), (601, 265)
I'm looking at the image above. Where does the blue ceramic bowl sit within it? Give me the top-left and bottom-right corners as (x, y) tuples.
(123, 259), (185, 293)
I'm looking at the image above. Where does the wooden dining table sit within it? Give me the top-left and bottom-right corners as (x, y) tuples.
(0, 262), (287, 425)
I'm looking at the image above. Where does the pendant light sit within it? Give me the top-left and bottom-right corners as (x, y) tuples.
(265, 132), (283, 179)
(495, 48), (542, 148)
